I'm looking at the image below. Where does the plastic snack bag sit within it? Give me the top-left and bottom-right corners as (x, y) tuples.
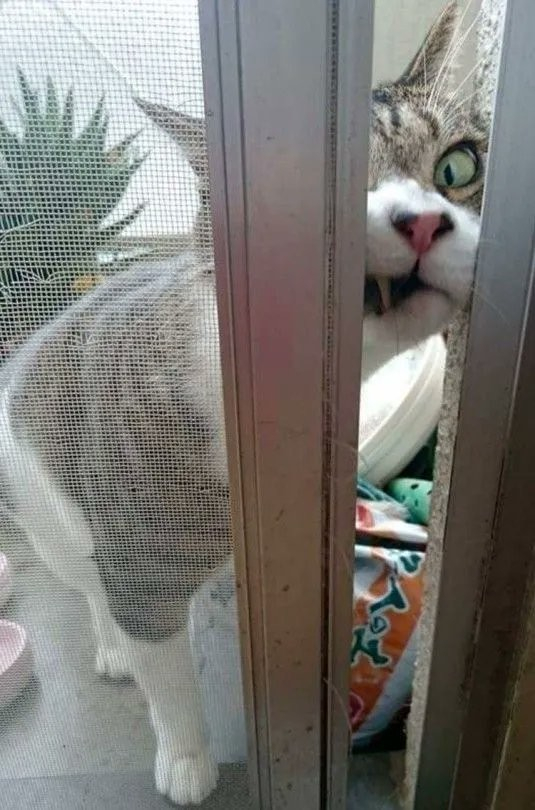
(351, 499), (426, 748)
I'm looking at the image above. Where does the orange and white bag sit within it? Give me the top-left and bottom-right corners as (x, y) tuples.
(350, 499), (426, 746)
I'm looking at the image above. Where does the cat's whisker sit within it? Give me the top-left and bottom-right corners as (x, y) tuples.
(435, 0), (479, 90)
(431, 39), (478, 119)
(470, 283), (508, 323)
(427, 0), (477, 112)
(432, 8), (481, 112)
(441, 89), (481, 128)
(329, 435), (378, 485)
(323, 677), (354, 734)
(440, 52), (489, 114)
(423, 42), (428, 103)
(394, 311), (403, 363)
(442, 84), (481, 117)
(426, 5), (465, 109)
(330, 534), (355, 582)
(476, 237), (501, 245)
(329, 435), (359, 459)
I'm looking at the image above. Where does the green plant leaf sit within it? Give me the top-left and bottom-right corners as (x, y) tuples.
(61, 87), (75, 140)
(0, 68), (147, 333)
(0, 120), (21, 158)
(45, 76), (60, 131)
(75, 96), (106, 153)
(98, 203), (144, 242)
(16, 67), (40, 122)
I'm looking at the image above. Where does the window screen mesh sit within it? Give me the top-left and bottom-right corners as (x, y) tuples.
(0, 1), (248, 806)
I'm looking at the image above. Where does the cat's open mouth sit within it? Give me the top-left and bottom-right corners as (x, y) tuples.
(365, 263), (429, 315)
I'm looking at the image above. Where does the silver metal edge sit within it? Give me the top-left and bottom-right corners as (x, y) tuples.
(458, 223), (535, 809)
(198, 1), (266, 804)
(200, 1), (360, 806)
(324, 2), (373, 808)
(408, 0), (535, 806)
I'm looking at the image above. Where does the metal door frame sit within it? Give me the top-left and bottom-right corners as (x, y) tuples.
(406, 1), (535, 807)
(199, 1), (372, 807)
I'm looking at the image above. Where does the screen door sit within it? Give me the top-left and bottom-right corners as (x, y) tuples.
(0, 2), (251, 806)
(5, 2), (523, 809)
(0, 0), (377, 805)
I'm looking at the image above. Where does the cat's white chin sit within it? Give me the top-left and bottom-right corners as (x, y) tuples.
(361, 176), (480, 380)
(367, 177), (480, 308)
(361, 289), (454, 382)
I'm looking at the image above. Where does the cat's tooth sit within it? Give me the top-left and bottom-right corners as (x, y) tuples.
(376, 277), (391, 312)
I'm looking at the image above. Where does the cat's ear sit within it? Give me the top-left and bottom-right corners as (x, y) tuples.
(399, 1), (459, 87)
(135, 99), (208, 180)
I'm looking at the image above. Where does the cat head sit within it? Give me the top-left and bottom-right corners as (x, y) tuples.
(137, 1), (487, 366)
(365, 0), (487, 355)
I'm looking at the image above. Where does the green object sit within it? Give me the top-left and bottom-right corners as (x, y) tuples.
(386, 478), (433, 525)
(0, 69), (146, 348)
(357, 476), (399, 505)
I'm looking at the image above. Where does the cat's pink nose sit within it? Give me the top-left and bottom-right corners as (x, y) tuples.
(392, 211), (454, 255)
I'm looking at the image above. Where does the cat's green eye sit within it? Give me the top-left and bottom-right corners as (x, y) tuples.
(434, 144), (479, 190)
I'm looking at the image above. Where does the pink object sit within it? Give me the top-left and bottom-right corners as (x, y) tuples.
(0, 620), (33, 708)
(406, 213), (442, 255)
(393, 212), (453, 255)
(0, 552), (13, 608)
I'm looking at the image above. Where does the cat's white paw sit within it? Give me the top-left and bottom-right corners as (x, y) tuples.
(154, 746), (218, 805)
(95, 645), (131, 680)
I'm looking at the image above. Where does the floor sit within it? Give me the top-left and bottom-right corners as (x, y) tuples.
(0, 528), (399, 809)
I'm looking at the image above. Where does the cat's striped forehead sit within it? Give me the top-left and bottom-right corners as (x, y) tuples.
(368, 82), (487, 210)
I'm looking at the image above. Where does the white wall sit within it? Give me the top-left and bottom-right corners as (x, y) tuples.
(373, 0), (480, 84)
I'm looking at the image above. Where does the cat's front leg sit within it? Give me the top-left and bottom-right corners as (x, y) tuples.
(121, 628), (218, 806)
(88, 594), (132, 680)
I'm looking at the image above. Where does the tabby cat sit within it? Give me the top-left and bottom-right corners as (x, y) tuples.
(0, 2), (486, 805)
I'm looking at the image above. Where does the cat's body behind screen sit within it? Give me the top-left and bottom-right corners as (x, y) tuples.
(0, 253), (228, 803)
(0, 256), (229, 631)
(0, 3), (487, 806)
